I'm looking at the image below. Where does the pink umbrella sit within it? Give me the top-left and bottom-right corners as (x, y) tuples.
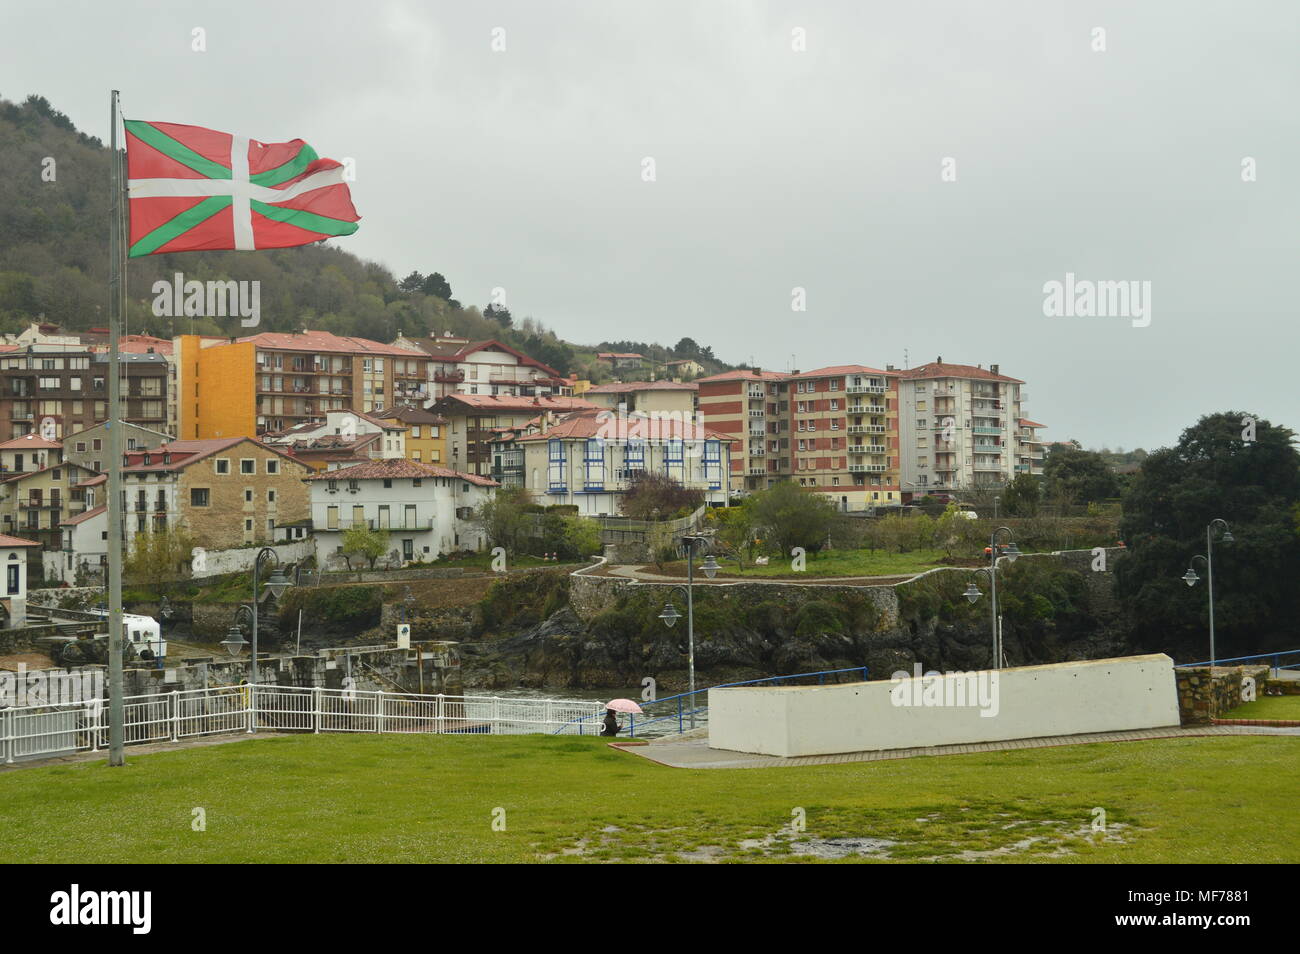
(604, 698), (644, 714)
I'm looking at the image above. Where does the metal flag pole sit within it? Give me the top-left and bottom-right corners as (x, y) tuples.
(107, 90), (127, 766)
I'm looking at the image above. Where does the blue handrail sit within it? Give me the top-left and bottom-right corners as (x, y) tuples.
(1175, 649), (1300, 675)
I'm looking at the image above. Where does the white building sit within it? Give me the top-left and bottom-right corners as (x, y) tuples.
(391, 334), (570, 400)
(895, 359), (1035, 497)
(46, 504), (107, 585)
(307, 458), (498, 568)
(0, 532), (40, 627)
(503, 408), (734, 515)
(261, 410), (407, 469)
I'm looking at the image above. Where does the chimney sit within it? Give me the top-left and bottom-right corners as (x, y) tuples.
(990, 364), (999, 375)
(936, 356), (942, 364)
(886, 364), (895, 371)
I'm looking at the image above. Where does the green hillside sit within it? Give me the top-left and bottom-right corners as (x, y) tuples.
(0, 94), (731, 380)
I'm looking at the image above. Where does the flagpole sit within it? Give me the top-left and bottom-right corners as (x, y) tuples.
(107, 90), (126, 766)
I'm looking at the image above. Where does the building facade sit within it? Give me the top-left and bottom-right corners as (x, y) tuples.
(429, 393), (600, 477)
(306, 458), (497, 567)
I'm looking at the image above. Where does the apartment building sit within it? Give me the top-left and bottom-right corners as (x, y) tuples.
(391, 334), (570, 400)
(789, 365), (901, 511)
(260, 410), (407, 472)
(0, 345), (170, 441)
(1015, 419), (1048, 477)
(174, 331), (432, 440)
(696, 369), (792, 493)
(374, 405), (448, 465)
(0, 460), (101, 555)
(62, 421), (172, 474)
(306, 458), (497, 567)
(582, 380), (697, 416)
(119, 437), (311, 551)
(504, 407), (733, 515)
(896, 358), (1029, 498)
(429, 393), (600, 478)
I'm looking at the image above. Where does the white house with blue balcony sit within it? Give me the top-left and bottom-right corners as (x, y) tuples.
(511, 408), (733, 515)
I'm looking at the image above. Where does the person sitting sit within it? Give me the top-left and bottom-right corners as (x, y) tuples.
(600, 709), (620, 737)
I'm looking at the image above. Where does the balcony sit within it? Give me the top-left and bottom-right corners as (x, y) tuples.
(849, 444), (887, 455)
(746, 389), (765, 398)
(973, 426), (1003, 435)
(846, 384), (886, 395)
(748, 409), (764, 418)
(748, 467), (766, 476)
(434, 370), (465, 384)
(750, 448), (765, 456)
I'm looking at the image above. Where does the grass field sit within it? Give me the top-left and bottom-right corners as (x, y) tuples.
(1221, 694), (1300, 721)
(1, 733), (1296, 863)
(658, 549), (949, 580)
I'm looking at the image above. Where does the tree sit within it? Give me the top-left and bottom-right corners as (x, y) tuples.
(714, 500), (759, 566)
(1001, 473), (1041, 516)
(471, 486), (533, 555)
(484, 303), (513, 328)
(1043, 447), (1119, 505)
(620, 472), (704, 520)
(341, 525), (390, 569)
(124, 527), (197, 584)
(398, 271), (425, 294)
(420, 272), (453, 301)
(748, 481), (839, 558)
(1115, 411), (1300, 657)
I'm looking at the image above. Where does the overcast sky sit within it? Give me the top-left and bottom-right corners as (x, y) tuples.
(3, 1), (1297, 450)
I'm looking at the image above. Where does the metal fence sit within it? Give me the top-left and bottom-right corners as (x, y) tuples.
(0, 686), (609, 764)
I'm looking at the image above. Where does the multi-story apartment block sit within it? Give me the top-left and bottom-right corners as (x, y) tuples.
(696, 369), (791, 494)
(0, 345), (170, 441)
(0, 458), (101, 557)
(174, 331), (431, 440)
(896, 359), (1029, 498)
(119, 437), (311, 551)
(429, 393), (600, 478)
(390, 334), (570, 400)
(1015, 419), (1047, 477)
(789, 365), (901, 511)
(502, 407), (733, 515)
(306, 458), (497, 567)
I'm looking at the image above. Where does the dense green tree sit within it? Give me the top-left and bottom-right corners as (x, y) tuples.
(1115, 412), (1300, 658)
(749, 481), (839, 557)
(1043, 447), (1120, 504)
(1001, 473), (1041, 516)
(341, 525), (391, 569)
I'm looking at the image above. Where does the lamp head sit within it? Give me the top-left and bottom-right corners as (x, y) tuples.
(1221, 530), (1234, 544)
(701, 555), (720, 579)
(264, 567), (292, 600)
(964, 582), (982, 604)
(658, 603), (681, 628)
(1182, 568), (1199, 587)
(1004, 541), (1021, 563)
(221, 625), (248, 656)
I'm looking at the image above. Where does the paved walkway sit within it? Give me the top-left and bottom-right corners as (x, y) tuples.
(615, 724), (1300, 770)
(600, 564), (915, 586)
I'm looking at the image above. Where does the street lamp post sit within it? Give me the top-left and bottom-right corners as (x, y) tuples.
(964, 527), (1021, 669)
(656, 535), (712, 728)
(246, 548), (293, 732)
(1182, 518), (1233, 667)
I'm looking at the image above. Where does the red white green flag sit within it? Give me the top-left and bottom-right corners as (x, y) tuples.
(124, 120), (359, 257)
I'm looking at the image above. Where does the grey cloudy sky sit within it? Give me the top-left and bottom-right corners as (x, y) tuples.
(3, 0), (1297, 450)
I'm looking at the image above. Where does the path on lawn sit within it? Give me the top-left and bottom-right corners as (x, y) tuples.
(615, 723), (1300, 770)
(601, 564), (917, 586)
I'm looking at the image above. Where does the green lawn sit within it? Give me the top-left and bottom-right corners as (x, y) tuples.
(659, 549), (948, 580)
(1221, 694), (1300, 721)
(1, 734), (1295, 863)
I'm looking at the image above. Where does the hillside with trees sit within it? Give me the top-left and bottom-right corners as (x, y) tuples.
(0, 94), (732, 379)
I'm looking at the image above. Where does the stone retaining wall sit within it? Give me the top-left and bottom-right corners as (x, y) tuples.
(1175, 666), (1270, 724)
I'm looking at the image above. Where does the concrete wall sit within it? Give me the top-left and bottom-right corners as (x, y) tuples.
(191, 539), (314, 578)
(709, 653), (1181, 757)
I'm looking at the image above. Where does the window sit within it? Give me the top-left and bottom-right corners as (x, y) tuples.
(191, 488), (210, 507)
(383, 479), (393, 489)
(215, 458), (231, 475)
(244, 489), (253, 502)
(267, 490), (276, 503)
(245, 518), (253, 531)
(76, 442), (86, 453)
(240, 459), (255, 474)
(266, 459), (279, 475)
(92, 439), (102, 451)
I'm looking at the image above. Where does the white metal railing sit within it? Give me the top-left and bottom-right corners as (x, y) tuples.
(0, 685), (610, 763)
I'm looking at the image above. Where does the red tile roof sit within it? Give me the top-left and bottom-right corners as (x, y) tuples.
(238, 330), (425, 358)
(899, 361), (1024, 384)
(1018, 419), (1046, 428)
(306, 457), (499, 487)
(791, 364), (894, 379)
(0, 533), (40, 548)
(433, 394), (599, 414)
(403, 337), (559, 376)
(121, 437), (306, 473)
(61, 505), (106, 527)
(695, 369), (789, 383)
(586, 380), (698, 393)
(0, 434), (61, 450)
(375, 405), (448, 425)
